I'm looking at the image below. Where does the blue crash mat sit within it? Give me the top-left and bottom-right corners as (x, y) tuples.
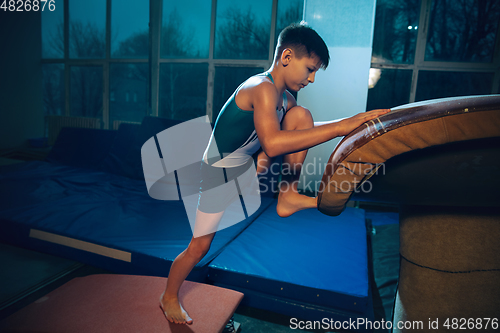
(0, 160), (274, 280)
(208, 202), (370, 319)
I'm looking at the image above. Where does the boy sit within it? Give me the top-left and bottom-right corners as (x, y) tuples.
(160, 22), (390, 324)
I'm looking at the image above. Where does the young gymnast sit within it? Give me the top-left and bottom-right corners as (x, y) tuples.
(160, 22), (390, 324)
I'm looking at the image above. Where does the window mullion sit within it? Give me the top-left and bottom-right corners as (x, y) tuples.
(410, 0), (431, 103)
(491, 18), (500, 94)
(418, 61), (499, 71)
(371, 63), (415, 70)
(268, 0), (278, 67)
(208, 0), (216, 60)
(206, 0), (217, 121)
(103, 0), (111, 129)
(150, 0), (162, 117)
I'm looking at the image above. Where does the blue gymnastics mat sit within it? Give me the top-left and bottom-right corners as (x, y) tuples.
(208, 202), (372, 322)
(0, 160), (274, 280)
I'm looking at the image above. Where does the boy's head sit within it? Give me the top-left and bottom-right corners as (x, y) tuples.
(275, 22), (329, 70)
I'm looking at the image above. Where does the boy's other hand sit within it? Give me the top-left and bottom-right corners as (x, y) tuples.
(338, 109), (390, 137)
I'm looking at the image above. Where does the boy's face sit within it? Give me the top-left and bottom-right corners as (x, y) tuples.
(284, 50), (322, 92)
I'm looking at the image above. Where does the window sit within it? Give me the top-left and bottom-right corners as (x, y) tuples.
(215, 0), (272, 60)
(69, 0), (106, 59)
(42, 1), (64, 59)
(42, 64), (65, 115)
(110, 63), (148, 124)
(70, 66), (103, 118)
(372, 0), (421, 64)
(425, 0), (500, 63)
(161, 0), (211, 59)
(159, 63), (209, 120)
(369, 0), (500, 109)
(112, 0), (149, 58)
(367, 68), (413, 109)
(415, 71), (494, 101)
(276, 0), (304, 43)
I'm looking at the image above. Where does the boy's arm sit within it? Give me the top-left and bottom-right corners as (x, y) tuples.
(254, 85), (390, 158)
(313, 118), (347, 127)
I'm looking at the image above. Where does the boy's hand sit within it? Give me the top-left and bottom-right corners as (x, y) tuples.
(338, 109), (390, 136)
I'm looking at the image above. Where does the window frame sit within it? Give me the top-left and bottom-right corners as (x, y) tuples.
(43, 1), (499, 125)
(370, 0), (500, 104)
(42, 0), (283, 128)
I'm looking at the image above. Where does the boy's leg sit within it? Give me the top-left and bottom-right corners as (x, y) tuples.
(256, 149), (273, 175)
(256, 149), (277, 188)
(161, 210), (223, 324)
(276, 106), (318, 217)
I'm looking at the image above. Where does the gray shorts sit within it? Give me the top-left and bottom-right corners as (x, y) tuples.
(197, 158), (256, 214)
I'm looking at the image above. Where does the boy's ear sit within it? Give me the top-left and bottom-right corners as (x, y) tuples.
(281, 48), (293, 67)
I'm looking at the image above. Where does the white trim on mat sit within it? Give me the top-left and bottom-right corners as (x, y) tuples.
(29, 229), (132, 262)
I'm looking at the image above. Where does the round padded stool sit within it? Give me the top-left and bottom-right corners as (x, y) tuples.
(394, 205), (500, 332)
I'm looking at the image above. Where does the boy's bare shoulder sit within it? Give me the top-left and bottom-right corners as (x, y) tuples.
(241, 75), (277, 94)
(236, 75), (279, 110)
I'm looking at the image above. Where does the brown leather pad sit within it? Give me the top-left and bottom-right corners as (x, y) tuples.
(317, 95), (500, 216)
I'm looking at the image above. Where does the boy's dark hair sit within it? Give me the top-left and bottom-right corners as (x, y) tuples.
(276, 22), (329, 69)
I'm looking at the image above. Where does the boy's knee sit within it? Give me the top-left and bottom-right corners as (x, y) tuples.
(291, 105), (311, 116)
(187, 241), (211, 260)
(288, 106), (313, 125)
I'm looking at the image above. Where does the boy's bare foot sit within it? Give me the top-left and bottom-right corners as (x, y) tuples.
(160, 293), (193, 325)
(276, 189), (318, 217)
